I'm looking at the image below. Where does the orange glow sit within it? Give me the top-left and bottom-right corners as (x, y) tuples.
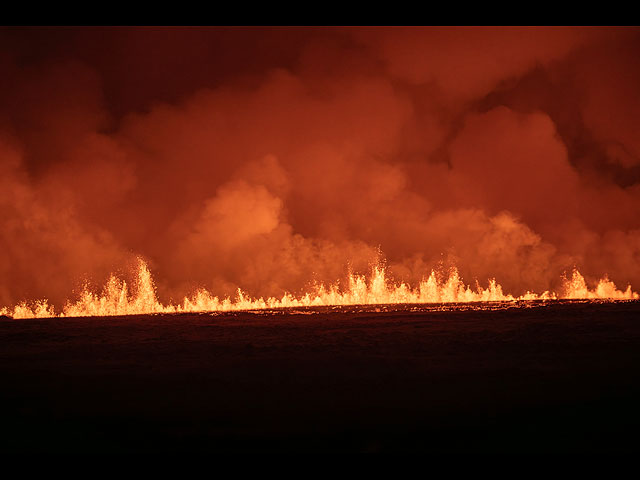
(2, 259), (637, 319)
(2, 28), (640, 320)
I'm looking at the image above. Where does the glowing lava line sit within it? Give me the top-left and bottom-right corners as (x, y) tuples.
(1, 260), (637, 319)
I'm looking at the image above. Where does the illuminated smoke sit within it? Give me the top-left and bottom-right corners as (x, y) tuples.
(0, 27), (639, 311)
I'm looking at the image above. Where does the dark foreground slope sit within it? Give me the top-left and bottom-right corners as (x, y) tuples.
(1, 301), (640, 453)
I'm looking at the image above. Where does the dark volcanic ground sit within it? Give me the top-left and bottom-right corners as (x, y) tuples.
(1, 300), (640, 453)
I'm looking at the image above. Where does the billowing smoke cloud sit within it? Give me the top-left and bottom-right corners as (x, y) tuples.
(1, 26), (639, 307)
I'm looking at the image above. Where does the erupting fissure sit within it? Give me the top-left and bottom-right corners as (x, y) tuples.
(1, 260), (638, 319)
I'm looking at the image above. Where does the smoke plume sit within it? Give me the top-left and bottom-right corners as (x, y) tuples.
(1, 26), (639, 307)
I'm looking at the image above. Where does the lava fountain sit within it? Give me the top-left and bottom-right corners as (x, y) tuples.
(1, 259), (637, 319)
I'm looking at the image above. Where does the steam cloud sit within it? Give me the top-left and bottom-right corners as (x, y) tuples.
(1, 26), (639, 307)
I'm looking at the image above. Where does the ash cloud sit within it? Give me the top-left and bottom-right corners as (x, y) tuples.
(1, 26), (639, 306)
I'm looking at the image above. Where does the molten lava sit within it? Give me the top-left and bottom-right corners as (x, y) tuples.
(1, 260), (637, 319)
